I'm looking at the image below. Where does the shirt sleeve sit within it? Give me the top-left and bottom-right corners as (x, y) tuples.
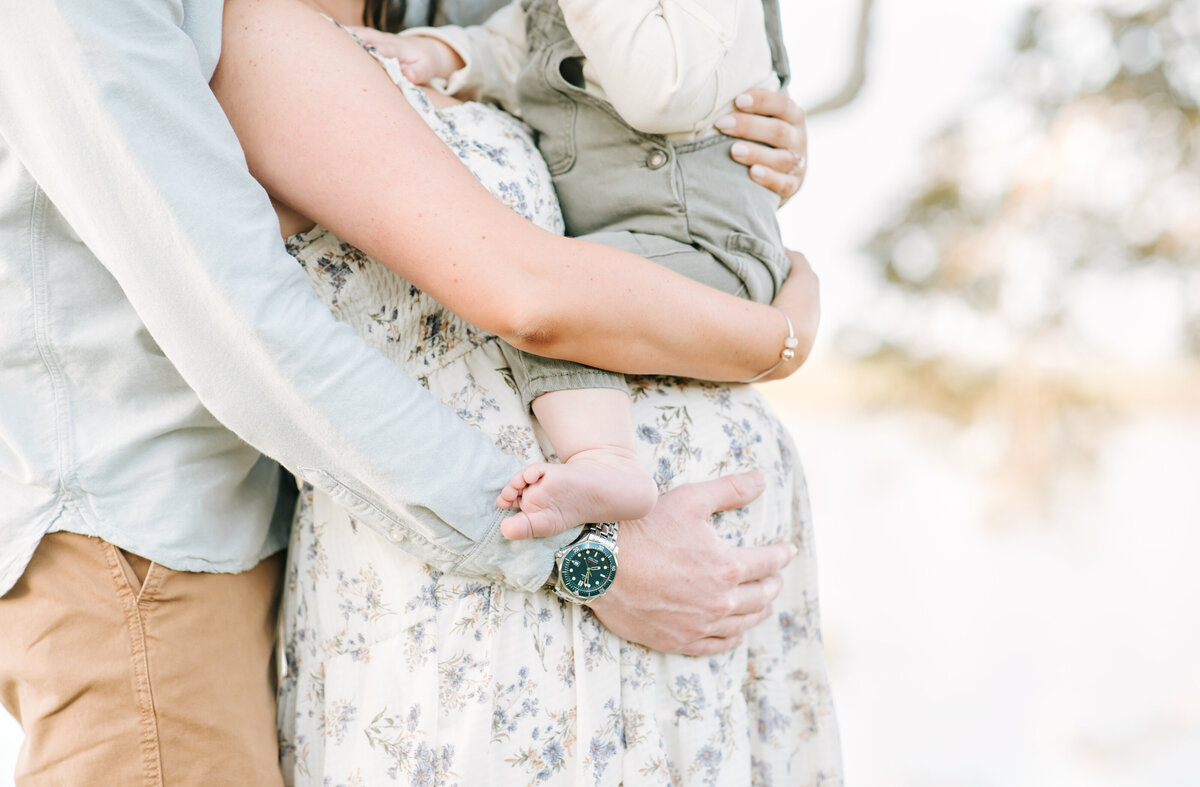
(557, 0), (744, 135)
(0, 0), (570, 591)
(404, 0), (528, 114)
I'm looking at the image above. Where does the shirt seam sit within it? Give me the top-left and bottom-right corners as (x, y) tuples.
(28, 186), (79, 506)
(301, 467), (461, 562)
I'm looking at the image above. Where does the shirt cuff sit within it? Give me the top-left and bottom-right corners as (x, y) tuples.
(400, 26), (480, 97)
(454, 508), (582, 593)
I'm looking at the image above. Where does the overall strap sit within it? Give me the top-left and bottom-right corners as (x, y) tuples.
(762, 0), (791, 88)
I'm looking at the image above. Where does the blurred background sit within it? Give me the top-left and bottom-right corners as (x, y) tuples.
(767, 0), (1200, 784)
(2, 0), (1197, 784)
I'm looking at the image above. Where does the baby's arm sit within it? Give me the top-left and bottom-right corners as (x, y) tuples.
(348, 26), (464, 85)
(384, 1), (528, 112)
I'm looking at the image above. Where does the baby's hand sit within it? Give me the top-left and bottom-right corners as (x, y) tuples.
(346, 27), (464, 86)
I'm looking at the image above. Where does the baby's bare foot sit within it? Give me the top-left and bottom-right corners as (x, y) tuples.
(497, 448), (657, 540)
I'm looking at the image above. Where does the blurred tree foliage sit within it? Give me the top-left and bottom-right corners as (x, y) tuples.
(847, 0), (1200, 402)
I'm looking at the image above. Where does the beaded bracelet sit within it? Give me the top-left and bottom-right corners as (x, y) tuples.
(740, 311), (799, 383)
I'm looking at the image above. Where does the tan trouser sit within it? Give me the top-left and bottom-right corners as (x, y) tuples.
(0, 533), (285, 786)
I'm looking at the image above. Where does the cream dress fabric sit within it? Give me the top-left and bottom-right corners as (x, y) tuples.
(277, 39), (842, 787)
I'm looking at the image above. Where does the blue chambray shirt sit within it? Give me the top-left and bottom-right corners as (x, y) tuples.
(405, 0), (508, 27)
(0, 0), (571, 596)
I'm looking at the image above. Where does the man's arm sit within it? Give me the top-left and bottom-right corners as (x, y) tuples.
(0, 0), (569, 590)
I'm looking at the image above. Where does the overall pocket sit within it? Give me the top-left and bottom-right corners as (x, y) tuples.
(517, 46), (579, 176)
(725, 231), (793, 303)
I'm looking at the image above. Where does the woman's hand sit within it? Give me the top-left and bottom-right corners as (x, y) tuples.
(763, 250), (820, 380)
(714, 90), (808, 206)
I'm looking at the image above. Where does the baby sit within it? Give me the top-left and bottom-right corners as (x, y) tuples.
(356, 0), (794, 540)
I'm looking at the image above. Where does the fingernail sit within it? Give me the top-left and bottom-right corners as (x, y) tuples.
(735, 93), (754, 109)
(714, 115), (736, 132)
(789, 543), (799, 558)
(750, 164), (769, 179)
(730, 141), (750, 159)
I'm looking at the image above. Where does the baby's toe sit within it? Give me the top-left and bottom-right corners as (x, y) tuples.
(524, 508), (569, 540)
(521, 465), (549, 486)
(501, 512), (536, 540)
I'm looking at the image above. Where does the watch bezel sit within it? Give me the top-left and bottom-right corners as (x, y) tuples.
(553, 530), (619, 603)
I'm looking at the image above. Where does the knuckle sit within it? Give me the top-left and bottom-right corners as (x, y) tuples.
(715, 558), (740, 588)
(727, 613), (751, 634)
(684, 618), (710, 640)
(726, 473), (752, 499)
(665, 619), (704, 648)
(649, 628), (680, 652)
(675, 483), (700, 505)
(744, 596), (768, 619)
(741, 142), (766, 165)
(784, 127), (802, 151)
(768, 574), (785, 598)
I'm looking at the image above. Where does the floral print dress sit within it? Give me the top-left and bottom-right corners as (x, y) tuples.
(277, 39), (842, 787)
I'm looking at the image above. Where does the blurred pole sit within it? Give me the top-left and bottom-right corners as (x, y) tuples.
(809, 0), (875, 116)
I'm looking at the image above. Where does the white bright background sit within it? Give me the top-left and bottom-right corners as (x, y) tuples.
(3, 1), (1198, 785)
(774, 1), (1200, 785)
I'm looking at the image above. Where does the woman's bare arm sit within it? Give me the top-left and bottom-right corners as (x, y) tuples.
(213, 0), (816, 381)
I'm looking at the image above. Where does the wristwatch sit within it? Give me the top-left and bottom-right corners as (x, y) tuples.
(551, 522), (619, 604)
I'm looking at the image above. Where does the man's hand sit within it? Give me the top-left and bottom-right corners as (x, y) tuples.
(587, 471), (796, 656)
(347, 28), (463, 86)
(714, 90), (808, 206)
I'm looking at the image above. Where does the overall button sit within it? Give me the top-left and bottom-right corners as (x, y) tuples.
(646, 148), (669, 170)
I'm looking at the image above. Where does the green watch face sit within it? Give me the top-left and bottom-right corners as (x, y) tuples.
(559, 542), (617, 599)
